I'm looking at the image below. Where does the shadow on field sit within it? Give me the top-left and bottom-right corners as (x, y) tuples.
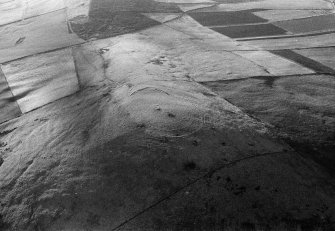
(70, 0), (181, 40)
(0, 68), (21, 124)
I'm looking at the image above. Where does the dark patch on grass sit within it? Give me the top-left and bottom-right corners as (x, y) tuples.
(15, 37), (25, 45)
(154, 105), (161, 111)
(82, 129), (90, 143)
(102, 61), (109, 69)
(169, 63), (177, 68)
(0, 214), (10, 230)
(183, 161), (196, 171)
(281, 215), (332, 231)
(188, 10), (267, 27)
(102, 93), (110, 98)
(192, 140), (199, 146)
(233, 186), (246, 196)
(86, 212), (101, 226)
(202, 91), (216, 97)
(136, 123), (146, 128)
(158, 136), (169, 143)
(254, 76), (277, 88)
(207, 169), (215, 179)
(149, 57), (165, 65)
(168, 113), (176, 118)
(284, 138), (335, 177)
(271, 49), (335, 74)
(0, 156), (3, 167)
(241, 221), (256, 230)
(0, 141), (7, 147)
(247, 142), (255, 146)
(211, 23), (287, 38)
